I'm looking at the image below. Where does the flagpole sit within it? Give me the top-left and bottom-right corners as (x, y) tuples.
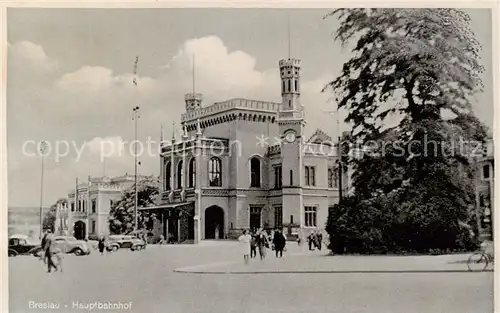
(86, 175), (91, 240)
(39, 141), (47, 239)
(133, 56), (140, 232)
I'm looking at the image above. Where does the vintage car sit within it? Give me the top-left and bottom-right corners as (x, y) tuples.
(8, 234), (42, 257)
(107, 235), (146, 251)
(52, 236), (91, 256)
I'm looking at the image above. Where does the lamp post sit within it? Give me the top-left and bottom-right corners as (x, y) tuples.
(39, 141), (48, 239)
(133, 106), (140, 232)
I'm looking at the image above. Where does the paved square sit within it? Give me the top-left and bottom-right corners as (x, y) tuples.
(9, 243), (494, 313)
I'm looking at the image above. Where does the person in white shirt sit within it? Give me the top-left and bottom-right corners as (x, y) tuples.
(238, 230), (252, 264)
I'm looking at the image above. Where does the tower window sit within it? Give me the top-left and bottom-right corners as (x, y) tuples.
(288, 100), (291, 108)
(177, 160), (184, 189)
(294, 80), (297, 92)
(304, 206), (317, 227)
(274, 206), (283, 228)
(209, 157), (222, 187)
(287, 80), (291, 92)
(305, 166), (316, 186)
(328, 167), (338, 188)
(483, 164), (490, 180)
(289, 169), (293, 186)
(274, 165), (282, 189)
(188, 158), (196, 188)
(282, 81), (285, 93)
(165, 161), (171, 190)
(250, 157), (261, 187)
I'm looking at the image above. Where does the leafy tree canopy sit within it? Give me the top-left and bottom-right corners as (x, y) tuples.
(108, 176), (159, 235)
(324, 8), (484, 141)
(43, 198), (67, 232)
(324, 9), (487, 254)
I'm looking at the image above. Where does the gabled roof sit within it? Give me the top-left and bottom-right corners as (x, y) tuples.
(307, 128), (333, 145)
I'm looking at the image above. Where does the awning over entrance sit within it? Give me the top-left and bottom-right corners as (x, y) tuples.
(139, 202), (193, 211)
(139, 202), (195, 217)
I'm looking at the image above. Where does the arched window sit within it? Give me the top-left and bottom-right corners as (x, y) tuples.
(282, 80), (285, 93)
(177, 161), (183, 189)
(188, 158), (196, 188)
(208, 157), (222, 187)
(287, 79), (291, 92)
(295, 79), (298, 92)
(164, 162), (171, 190)
(250, 157), (261, 187)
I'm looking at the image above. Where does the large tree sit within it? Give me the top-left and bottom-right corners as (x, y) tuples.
(108, 176), (159, 235)
(324, 9), (488, 254)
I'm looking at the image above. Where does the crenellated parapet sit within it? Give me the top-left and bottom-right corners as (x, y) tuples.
(268, 144), (281, 156)
(181, 98), (281, 131)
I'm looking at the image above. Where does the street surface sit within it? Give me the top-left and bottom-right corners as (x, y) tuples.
(9, 242), (494, 313)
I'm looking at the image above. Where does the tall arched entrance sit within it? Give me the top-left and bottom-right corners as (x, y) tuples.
(205, 206), (224, 239)
(73, 221), (86, 240)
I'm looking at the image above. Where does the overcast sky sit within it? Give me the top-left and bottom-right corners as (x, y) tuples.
(7, 8), (493, 207)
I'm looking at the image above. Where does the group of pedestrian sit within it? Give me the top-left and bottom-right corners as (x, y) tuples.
(40, 230), (63, 273)
(238, 228), (287, 264)
(307, 230), (323, 251)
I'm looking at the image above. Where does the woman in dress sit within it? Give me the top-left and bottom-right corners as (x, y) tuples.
(238, 230), (252, 264)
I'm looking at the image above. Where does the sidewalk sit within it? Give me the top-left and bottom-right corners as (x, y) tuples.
(174, 248), (493, 274)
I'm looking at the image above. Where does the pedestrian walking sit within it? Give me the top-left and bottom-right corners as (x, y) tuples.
(98, 236), (106, 255)
(250, 233), (257, 259)
(44, 232), (60, 273)
(256, 229), (268, 261)
(40, 231), (49, 263)
(273, 230), (286, 258)
(238, 230), (252, 264)
(159, 234), (165, 245)
(308, 231), (315, 251)
(317, 231), (323, 251)
(269, 230), (275, 251)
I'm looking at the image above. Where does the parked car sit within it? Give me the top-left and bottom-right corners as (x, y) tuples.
(107, 235), (146, 251)
(52, 236), (91, 256)
(8, 234), (42, 257)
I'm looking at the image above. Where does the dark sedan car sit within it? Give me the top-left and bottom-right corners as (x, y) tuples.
(107, 235), (146, 251)
(8, 235), (42, 257)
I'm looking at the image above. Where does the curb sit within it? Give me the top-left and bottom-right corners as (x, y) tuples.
(173, 268), (494, 274)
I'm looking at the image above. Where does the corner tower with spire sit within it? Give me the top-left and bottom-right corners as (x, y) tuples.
(278, 57), (306, 229)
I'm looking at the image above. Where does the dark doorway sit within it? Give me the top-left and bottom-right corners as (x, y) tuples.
(168, 217), (178, 242)
(188, 215), (195, 240)
(249, 206), (262, 231)
(205, 206), (224, 239)
(73, 221), (86, 240)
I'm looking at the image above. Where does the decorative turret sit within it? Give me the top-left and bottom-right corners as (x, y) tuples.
(279, 58), (301, 112)
(185, 93), (203, 111)
(185, 54), (202, 111)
